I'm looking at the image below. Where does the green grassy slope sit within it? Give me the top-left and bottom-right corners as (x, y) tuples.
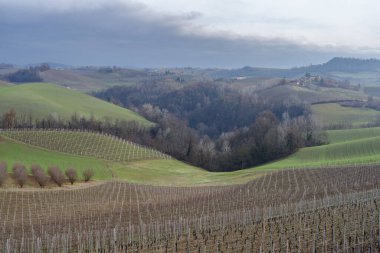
(114, 159), (264, 186)
(0, 137), (113, 180)
(311, 103), (380, 127)
(1, 130), (169, 161)
(256, 127), (380, 170)
(258, 85), (367, 104)
(0, 83), (152, 126)
(0, 132), (263, 186)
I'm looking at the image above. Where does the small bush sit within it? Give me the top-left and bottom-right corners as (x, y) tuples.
(31, 165), (49, 188)
(0, 161), (8, 186)
(65, 168), (77, 185)
(47, 166), (65, 187)
(12, 163), (28, 188)
(83, 169), (94, 182)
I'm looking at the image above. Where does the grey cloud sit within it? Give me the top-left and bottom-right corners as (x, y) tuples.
(0, 1), (371, 68)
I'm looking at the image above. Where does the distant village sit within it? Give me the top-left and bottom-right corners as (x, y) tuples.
(288, 73), (360, 91)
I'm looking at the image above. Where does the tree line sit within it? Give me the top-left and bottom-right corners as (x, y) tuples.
(0, 64), (50, 83)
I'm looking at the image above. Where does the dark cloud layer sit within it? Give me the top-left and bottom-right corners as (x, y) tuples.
(0, 2), (367, 68)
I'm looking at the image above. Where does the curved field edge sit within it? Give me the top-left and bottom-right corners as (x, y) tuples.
(254, 127), (380, 170)
(0, 137), (264, 186)
(0, 82), (153, 126)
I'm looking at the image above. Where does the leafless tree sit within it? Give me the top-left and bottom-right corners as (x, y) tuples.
(48, 166), (65, 187)
(31, 165), (49, 188)
(2, 109), (16, 129)
(0, 161), (7, 186)
(83, 169), (94, 182)
(12, 163), (28, 188)
(65, 168), (77, 185)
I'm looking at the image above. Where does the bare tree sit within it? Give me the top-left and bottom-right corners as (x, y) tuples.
(83, 169), (94, 182)
(65, 168), (77, 185)
(2, 109), (16, 129)
(12, 163), (28, 188)
(0, 162), (8, 186)
(48, 166), (65, 187)
(31, 165), (49, 188)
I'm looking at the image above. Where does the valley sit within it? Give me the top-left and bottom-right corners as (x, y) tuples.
(2, 59), (380, 252)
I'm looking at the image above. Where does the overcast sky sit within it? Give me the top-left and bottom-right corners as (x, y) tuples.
(1, 0), (380, 68)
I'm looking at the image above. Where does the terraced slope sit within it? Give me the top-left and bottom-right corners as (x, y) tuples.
(1, 129), (169, 161)
(257, 127), (380, 170)
(0, 83), (152, 126)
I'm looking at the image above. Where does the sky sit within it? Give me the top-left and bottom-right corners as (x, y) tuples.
(1, 0), (380, 68)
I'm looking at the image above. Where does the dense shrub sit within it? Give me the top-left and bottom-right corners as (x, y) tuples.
(31, 165), (49, 188)
(65, 168), (77, 185)
(48, 166), (65, 187)
(0, 161), (7, 186)
(12, 163), (28, 188)
(83, 169), (94, 182)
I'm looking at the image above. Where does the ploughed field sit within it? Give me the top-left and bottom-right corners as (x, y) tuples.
(2, 165), (380, 252)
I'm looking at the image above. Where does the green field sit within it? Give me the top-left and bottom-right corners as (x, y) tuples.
(0, 83), (152, 126)
(0, 133), (264, 186)
(311, 103), (380, 127)
(2, 126), (380, 186)
(257, 127), (380, 170)
(0, 137), (114, 180)
(258, 85), (367, 104)
(1, 130), (169, 161)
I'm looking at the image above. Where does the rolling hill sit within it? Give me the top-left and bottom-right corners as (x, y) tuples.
(0, 135), (114, 180)
(4, 126), (380, 185)
(209, 57), (380, 79)
(1, 129), (170, 161)
(0, 130), (264, 186)
(257, 85), (367, 104)
(0, 83), (152, 126)
(257, 127), (380, 170)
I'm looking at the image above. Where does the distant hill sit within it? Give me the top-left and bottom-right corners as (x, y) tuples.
(0, 82), (152, 125)
(209, 57), (380, 79)
(294, 57), (380, 74)
(25, 62), (74, 69)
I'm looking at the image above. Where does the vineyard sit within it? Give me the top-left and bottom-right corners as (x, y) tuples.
(1, 165), (380, 252)
(0, 129), (170, 162)
(258, 126), (380, 170)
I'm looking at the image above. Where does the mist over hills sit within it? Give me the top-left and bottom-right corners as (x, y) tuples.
(22, 57), (380, 76)
(209, 57), (380, 79)
(2, 57), (380, 85)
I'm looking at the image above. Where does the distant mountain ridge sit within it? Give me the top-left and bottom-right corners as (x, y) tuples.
(3, 57), (380, 80)
(209, 57), (380, 79)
